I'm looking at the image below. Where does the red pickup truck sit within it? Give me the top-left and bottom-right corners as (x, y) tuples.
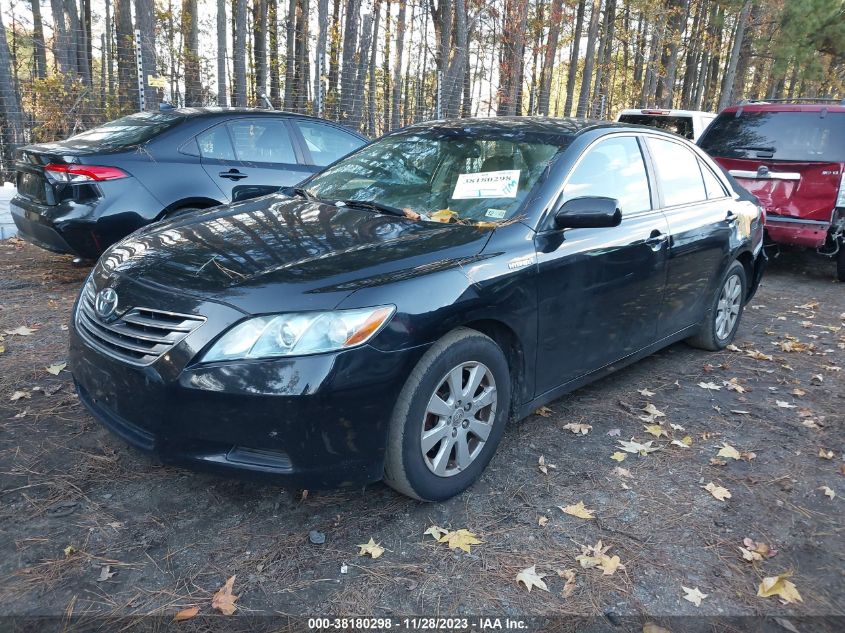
(698, 100), (845, 280)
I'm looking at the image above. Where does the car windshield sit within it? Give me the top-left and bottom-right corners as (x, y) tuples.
(618, 114), (695, 140)
(303, 129), (571, 224)
(64, 112), (185, 150)
(698, 111), (845, 162)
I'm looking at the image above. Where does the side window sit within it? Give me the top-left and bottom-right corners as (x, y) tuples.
(296, 121), (364, 166)
(646, 137), (707, 207)
(196, 125), (236, 161)
(699, 159), (728, 199)
(561, 136), (652, 214)
(227, 119), (297, 164)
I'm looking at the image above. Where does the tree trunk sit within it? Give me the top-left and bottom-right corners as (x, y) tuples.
(64, 0), (89, 83)
(314, 0), (329, 115)
(349, 12), (373, 129)
(718, 0), (752, 110)
(233, 0), (248, 106)
(114, 0), (137, 111)
(0, 9), (24, 176)
(538, 0), (563, 116)
(49, 0), (72, 75)
(382, 1), (392, 129)
(135, 0), (157, 107)
(390, 0), (407, 130)
(576, 0), (601, 117)
(564, 0), (585, 117)
(82, 0), (93, 81)
(656, 0), (688, 108)
(497, 0), (529, 116)
(284, 0), (297, 109)
(704, 6), (724, 110)
(294, 0), (311, 112)
(339, 0), (362, 122)
(182, 0), (201, 105)
(368, 0), (382, 136)
(253, 0), (268, 101)
(30, 0), (47, 79)
(216, 0), (227, 105)
(326, 0), (342, 116)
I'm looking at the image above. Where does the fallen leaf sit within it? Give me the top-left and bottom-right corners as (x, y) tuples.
(606, 428), (621, 437)
(576, 540), (625, 576)
(560, 501), (595, 519)
(538, 455), (557, 474)
(562, 422), (592, 435)
(819, 486), (835, 499)
(757, 571), (803, 604)
(641, 403), (665, 418)
(643, 424), (667, 438)
(97, 565), (116, 582)
(438, 529), (482, 553)
(724, 378), (746, 393)
(4, 326), (36, 336)
(638, 388), (655, 397)
(818, 449), (834, 460)
(515, 564), (548, 592)
(710, 457), (727, 466)
(796, 301), (819, 310)
(10, 390), (31, 402)
(698, 381), (721, 391)
(739, 546), (763, 562)
(670, 438), (691, 448)
(211, 575), (238, 615)
(357, 537), (385, 558)
(682, 586), (707, 607)
(46, 362), (66, 376)
(174, 606), (199, 621)
(538, 516), (549, 527)
(534, 406), (553, 418)
(726, 344), (741, 351)
(617, 438), (659, 455)
(423, 525), (449, 540)
(743, 538), (777, 559)
(63, 545), (75, 557)
(613, 466), (632, 478)
(747, 349), (774, 361)
(792, 388), (806, 397)
(811, 374), (824, 384)
(717, 443), (741, 460)
(704, 482), (731, 501)
(670, 423), (685, 431)
(559, 568), (576, 598)
(776, 400), (796, 409)
(611, 451), (627, 462)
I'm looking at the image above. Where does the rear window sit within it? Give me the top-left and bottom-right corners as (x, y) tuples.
(698, 111), (845, 162)
(618, 114), (694, 140)
(63, 112), (185, 150)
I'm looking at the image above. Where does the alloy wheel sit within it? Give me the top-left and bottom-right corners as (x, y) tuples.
(715, 273), (742, 340)
(420, 361), (497, 477)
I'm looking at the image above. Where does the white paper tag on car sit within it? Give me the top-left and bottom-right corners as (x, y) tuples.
(451, 170), (520, 199)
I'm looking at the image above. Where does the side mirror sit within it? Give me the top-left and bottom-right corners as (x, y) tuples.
(553, 196), (622, 229)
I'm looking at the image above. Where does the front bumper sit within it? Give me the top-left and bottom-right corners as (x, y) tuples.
(70, 313), (427, 488)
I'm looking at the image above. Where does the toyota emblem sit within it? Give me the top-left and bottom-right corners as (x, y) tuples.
(94, 288), (119, 321)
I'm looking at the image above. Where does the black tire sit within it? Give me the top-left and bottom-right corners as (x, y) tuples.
(837, 240), (845, 282)
(687, 260), (747, 351)
(383, 328), (511, 501)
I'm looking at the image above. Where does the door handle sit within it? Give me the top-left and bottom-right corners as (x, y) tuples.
(645, 230), (668, 250)
(219, 169), (248, 181)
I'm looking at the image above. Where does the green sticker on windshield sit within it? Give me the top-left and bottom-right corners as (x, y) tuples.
(485, 208), (507, 219)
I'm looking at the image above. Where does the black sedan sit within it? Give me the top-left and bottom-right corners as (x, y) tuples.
(69, 118), (766, 501)
(10, 108), (366, 259)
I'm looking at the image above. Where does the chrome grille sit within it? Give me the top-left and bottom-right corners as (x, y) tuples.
(76, 280), (205, 366)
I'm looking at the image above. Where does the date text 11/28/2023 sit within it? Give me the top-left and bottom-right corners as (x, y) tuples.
(307, 617), (529, 630)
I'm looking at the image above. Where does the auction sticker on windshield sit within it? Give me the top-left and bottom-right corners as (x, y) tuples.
(451, 170), (520, 199)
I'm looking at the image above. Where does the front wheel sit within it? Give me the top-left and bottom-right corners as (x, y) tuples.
(384, 328), (511, 501)
(687, 260), (747, 351)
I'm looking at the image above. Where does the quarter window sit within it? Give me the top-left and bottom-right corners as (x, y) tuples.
(646, 137), (707, 207)
(561, 136), (652, 214)
(699, 160), (728, 199)
(197, 125), (236, 161)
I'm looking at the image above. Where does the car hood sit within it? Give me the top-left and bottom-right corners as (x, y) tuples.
(96, 194), (494, 314)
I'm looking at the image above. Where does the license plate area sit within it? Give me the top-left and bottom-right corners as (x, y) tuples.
(16, 171), (48, 203)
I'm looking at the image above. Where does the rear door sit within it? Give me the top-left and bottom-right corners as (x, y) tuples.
(197, 117), (313, 202)
(645, 135), (733, 336)
(534, 134), (669, 394)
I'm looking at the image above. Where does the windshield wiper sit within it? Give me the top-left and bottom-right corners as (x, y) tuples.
(287, 186), (320, 201)
(336, 198), (407, 218)
(735, 145), (775, 155)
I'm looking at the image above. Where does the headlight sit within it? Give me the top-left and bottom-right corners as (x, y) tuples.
(201, 305), (395, 362)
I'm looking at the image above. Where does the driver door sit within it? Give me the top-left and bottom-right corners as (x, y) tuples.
(534, 135), (670, 395)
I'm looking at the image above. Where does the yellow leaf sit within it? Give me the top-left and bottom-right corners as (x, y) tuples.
(559, 501), (595, 519)
(0, 344), (5, 354)
(698, 381), (722, 391)
(63, 545), (75, 557)
(643, 424), (667, 438)
(704, 482), (731, 501)
(5, 326), (36, 336)
(576, 541), (625, 576)
(599, 555), (624, 576)
(534, 406), (553, 417)
(611, 452), (627, 462)
(559, 568), (576, 597)
(757, 572), (803, 604)
(46, 362), (66, 376)
(562, 422), (592, 435)
(538, 515), (549, 527)
(818, 449), (834, 460)
(681, 435), (693, 446)
(357, 537), (385, 558)
(438, 529), (482, 553)
(211, 575), (238, 615)
(642, 403), (665, 418)
(430, 209), (457, 223)
(173, 606), (199, 621)
(682, 586), (707, 606)
(423, 525), (449, 540)
(516, 564), (548, 592)
(717, 443), (741, 460)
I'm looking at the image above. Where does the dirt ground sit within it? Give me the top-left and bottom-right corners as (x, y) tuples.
(0, 239), (842, 631)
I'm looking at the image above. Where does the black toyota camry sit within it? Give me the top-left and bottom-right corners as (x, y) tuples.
(70, 118), (766, 501)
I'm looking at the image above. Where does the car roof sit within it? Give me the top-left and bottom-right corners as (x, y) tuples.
(617, 108), (716, 117)
(402, 116), (633, 137)
(159, 107), (369, 137)
(721, 102), (845, 114)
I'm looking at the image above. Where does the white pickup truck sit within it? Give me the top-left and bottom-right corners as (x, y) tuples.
(616, 108), (717, 141)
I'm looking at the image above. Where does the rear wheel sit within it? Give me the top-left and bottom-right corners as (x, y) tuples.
(384, 328), (511, 501)
(687, 260), (747, 351)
